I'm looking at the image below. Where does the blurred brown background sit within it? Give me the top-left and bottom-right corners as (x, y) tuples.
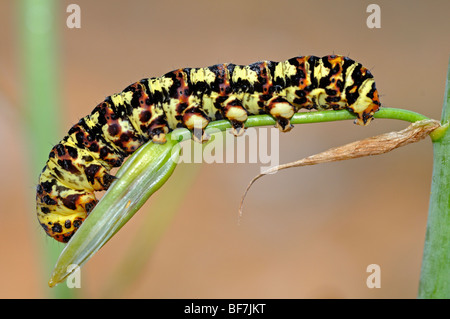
(1, 0), (449, 298)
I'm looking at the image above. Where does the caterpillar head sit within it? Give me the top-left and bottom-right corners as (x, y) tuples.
(36, 171), (97, 243)
(37, 207), (86, 243)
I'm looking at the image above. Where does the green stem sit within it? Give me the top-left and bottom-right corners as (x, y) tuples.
(418, 57), (450, 298)
(18, 0), (76, 298)
(172, 107), (431, 142)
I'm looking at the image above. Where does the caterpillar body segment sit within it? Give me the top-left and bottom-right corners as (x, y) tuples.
(36, 55), (381, 243)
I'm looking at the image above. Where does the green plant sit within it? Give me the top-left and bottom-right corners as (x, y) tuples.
(19, 0), (76, 298)
(418, 57), (450, 299)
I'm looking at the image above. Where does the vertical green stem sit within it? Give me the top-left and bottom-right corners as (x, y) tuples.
(418, 57), (450, 298)
(18, 0), (76, 298)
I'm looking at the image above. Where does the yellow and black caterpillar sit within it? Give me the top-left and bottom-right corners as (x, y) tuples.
(36, 55), (381, 243)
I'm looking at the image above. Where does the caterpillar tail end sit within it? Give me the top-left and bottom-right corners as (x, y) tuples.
(351, 82), (381, 126)
(353, 106), (380, 126)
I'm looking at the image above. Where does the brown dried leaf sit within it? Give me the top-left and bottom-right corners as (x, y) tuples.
(239, 119), (441, 217)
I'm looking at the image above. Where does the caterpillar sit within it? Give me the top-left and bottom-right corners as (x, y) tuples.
(36, 55), (381, 243)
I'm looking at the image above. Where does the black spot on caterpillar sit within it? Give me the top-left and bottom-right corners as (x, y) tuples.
(36, 55), (381, 243)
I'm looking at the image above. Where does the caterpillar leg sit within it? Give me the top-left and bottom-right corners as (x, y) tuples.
(150, 126), (169, 144)
(222, 97), (248, 137)
(230, 120), (246, 137)
(265, 96), (295, 132)
(182, 107), (210, 143)
(147, 115), (170, 144)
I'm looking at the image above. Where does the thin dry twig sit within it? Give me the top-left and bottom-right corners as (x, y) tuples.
(239, 119), (441, 218)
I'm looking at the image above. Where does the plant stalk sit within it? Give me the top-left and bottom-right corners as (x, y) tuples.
(418, 57), (450, 298)
(18, 0), (76, 298)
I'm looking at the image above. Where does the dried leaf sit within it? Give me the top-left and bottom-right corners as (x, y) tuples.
(239, 119), (441, 217)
